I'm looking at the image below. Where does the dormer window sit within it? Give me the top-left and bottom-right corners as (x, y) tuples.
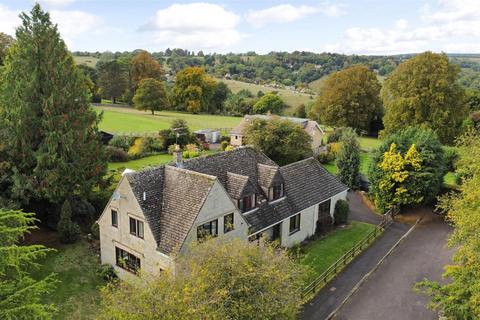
(268, 184), (284, 201)
(238, 194), (256, 213)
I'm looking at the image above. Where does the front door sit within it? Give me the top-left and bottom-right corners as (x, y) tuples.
(316, 199), (332, 234)
(272, 224), (281, 241)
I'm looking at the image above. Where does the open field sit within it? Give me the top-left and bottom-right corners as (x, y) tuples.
(300, 221), (377, 280)
(221, 79), (315, 110)
(95, 105), (242, 133)
(73, 56), (99, 68)
(30, 236), (105, 320)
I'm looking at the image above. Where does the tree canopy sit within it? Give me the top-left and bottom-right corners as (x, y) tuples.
(336, 128), (361, 189)
(98, 238), (308, 320)
(0, 4), (107, 207)
(172, 67), (216, 113)
(368, 127), (446, 213)
(417, 130), (480, 318)
(382, 52), (468, 144)
(133, 78), (167, 115)
(98, 60), (127, 103)
(252, 93), (287, 114)
(309, 65), (382, 133)
(0, 209), (57, 319)
(130, 51), (164, 90)
(245, 118), (312, 165)
(0, 32), (14, 66)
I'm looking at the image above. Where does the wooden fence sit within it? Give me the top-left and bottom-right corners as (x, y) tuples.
(301, 207), (398, 299)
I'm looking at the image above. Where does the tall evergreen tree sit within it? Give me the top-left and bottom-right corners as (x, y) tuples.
(0, 4), (107, 207)
(0, 209), (58, 319)
(336, 128), (361, 189)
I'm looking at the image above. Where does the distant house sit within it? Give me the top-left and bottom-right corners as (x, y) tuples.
(230, 115), (325, 154)
(97, 147), (348, 279)
(194, 129), (221, 143)
(99, 131), (114, 145)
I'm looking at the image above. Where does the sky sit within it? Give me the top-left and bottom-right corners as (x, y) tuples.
(1, 0), (480, 55)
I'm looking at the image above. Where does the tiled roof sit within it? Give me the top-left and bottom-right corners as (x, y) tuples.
(280, 158), (348, 212)
(257, 163), (283, 188)
(125, 147), (347, 255)
(126, 165), (215, 255)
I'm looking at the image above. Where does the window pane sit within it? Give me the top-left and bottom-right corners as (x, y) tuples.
(111, 210), (118, 227)
(129, 217), (136, 235)
(224, 213), (234, 233)
(137, 221), (144, 238)
(289, 214), (300, 233)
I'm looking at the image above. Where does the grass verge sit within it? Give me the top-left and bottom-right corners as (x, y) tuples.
(299, 221), (377, 281)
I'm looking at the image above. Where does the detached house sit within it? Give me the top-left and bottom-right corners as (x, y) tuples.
(230, 115), (325, 154)
(98, 147), (348, 279)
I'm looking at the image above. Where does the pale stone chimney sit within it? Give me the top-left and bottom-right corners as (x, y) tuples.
(173, 144), (183, 167)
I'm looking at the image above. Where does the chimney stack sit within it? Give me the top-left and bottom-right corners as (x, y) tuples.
(173, 144), (183, 167)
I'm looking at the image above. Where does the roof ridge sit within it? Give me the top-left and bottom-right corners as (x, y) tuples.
(280, 157), (316, 168)
(165, 164), (217, 180)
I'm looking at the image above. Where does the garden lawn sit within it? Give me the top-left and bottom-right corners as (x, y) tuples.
(300, 221), (377, 280)
(95, 105), (242, 133)
(358, 136), (382, 152)
(321, 151), (372, 176)
(30, 239), (105, 320)
(108, 153), (172, 171)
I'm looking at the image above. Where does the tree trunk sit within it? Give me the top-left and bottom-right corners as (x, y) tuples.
(151, 109), (154, 115)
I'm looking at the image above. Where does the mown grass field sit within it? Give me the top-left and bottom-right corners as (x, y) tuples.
(73, 56), (99, 68)
(95, 105), (242, 133)
(30, 238), (105, 320)
(221, 79), (315, 110)
(300, 221), (377, 279)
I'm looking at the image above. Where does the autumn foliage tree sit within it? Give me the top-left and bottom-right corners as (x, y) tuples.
(133, 78), (167, 115)
(310, 65), (382, 133)
(369, 127), (445, 213)
(172, 67), (216, 113)
(382, 52), (468, 144)
(98, 238), (308, 320)
(130, 51), (164, 91)
(0, 4), (107, 207)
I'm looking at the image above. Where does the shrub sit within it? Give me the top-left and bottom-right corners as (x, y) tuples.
(91, 222), (99, 240)
(327, 128), (345, 143)
(106, 146), (128, 162)
(142, 137), (165, 153)
(167, 144), (178, 155)
(185, 143), (199, 152)
(58, 200), (81, 244)
(97, 264), (117, 281)
(109, 136), (134, 152)
(128, 137), (144, 158)
(182, 150), (200, 159)
(317, 151), (335, 164)
(328, 142), (342, 155)
(334, 199), (349, 225)
(443, 146), (459, 172)
(221, 140), (229, 151)
(225, 145), (235, 151)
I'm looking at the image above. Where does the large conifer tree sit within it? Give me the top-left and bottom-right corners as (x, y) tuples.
(0, 4), (107, 206)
